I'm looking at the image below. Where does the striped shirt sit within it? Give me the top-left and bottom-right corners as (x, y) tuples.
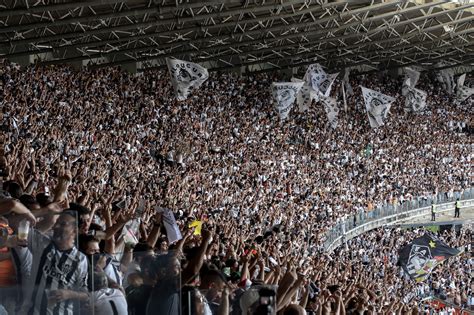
(91, 288), (127, 315)
(22, 229), (88, 315)
(103, 255), (123, 287)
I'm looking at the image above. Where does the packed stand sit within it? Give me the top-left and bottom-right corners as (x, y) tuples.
(0, 60), (472, 314)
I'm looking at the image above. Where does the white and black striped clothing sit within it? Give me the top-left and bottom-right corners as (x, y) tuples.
(91, 288), (127, 315)
(102, 255), (123, 287)
(23, 229), (88, 315)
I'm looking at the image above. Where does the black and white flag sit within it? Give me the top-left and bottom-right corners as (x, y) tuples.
(404, 67), (420, 88)
(398, 234), (460, 282)
(166, 58), (209, 100)
(320, 94), (339, 129)
(320, 72), (339, 97)
(361, 86), (395, 128)
(343, 68), (353, 96)
(405, 86), (427, 112)
(291, 78), (316, 112)
(304, 64), (338, 96)
(456, 86), (473, 104)
(435, 66), (455, 94)
(455, 73), (473, 104)
(401, 78), (411, 97)
(271, 81), (304, 119)
(457, 73), (466, 88)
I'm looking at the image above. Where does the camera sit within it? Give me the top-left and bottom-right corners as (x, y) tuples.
(253, 287), (276, 315)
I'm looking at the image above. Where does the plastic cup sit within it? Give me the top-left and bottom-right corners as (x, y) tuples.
(46, 289), (56, 308)
(17, 220), (30, 241)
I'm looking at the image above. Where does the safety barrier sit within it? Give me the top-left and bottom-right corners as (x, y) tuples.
(323, 188), (474, 252)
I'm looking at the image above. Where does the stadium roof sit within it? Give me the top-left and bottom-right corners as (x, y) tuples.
(0, 0), (472, 74)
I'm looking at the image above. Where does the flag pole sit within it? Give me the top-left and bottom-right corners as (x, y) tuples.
(342, 83), (347, 112)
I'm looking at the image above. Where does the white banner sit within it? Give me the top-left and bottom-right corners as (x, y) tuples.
(343, 68), (353, 96)
(456, 86), (473, 104)
(156, 207), (182, 244)
(401, 78), (411, 97)
(405, 87), (427, 112)
(304, 63), (326, 92)
(320, 94), (339, 129)
(404, 67), (420, 88)
(435, 66), (455, 94)
(455, 73), (472, 104)
(271, 81), (304, 119)
(457, 73), (466, 89)
(361, 86), (395, 128)
(166, 58), (209, 100)
(292, 78), (315, 112)
(321, 72), (339, 97)
(303, 64), (338, 96)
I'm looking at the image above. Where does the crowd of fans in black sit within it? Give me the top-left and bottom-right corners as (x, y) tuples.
(0, 59), (472, 314)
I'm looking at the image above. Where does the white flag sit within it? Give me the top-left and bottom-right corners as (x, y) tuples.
(457, 74), (466, 88)
(304, 64), (338, 96)
(361, 86), (395, 128)
(271, 81), (304, 119)
(304, 63), (326, 92)
(455, 73), (472, 104)
(405, 87), (427, 112)
(456, 86), (473, 104)
(401, 78), (411, 97)
(166, 58), (209, 100)
(320, 94), (339, 129)
(156, 207), (182, 244)
(343, 68), (353, 96)
(292, 78), (316, 112)
(435, 66), (455, 94)
(322, 72), (339, 97)
(404, 67), (420, 88)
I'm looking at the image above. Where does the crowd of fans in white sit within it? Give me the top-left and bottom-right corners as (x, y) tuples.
(0, 59), (472, 314)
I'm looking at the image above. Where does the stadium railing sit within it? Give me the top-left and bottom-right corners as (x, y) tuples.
(323, 187), (474, 252)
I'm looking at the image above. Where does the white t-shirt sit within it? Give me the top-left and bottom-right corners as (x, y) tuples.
(92, 288), (128, 315)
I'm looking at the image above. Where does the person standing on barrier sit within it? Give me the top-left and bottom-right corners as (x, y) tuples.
(454, 198), (461, 218)
(431, 201), (436, 221)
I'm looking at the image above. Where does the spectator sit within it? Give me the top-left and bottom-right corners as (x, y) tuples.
(89, 271), (128, 315)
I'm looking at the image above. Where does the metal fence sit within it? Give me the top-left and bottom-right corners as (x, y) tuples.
(323, 187), (474, 252)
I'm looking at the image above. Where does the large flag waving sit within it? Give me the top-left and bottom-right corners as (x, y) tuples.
(457, 73), (466, 88)
(166, 58), (209, 100)
(455, 73), (473, 105)
(271, 81), (304, 119)
(402, 68), (420, 96)
(405, 67), (420, 88)
(361, 86), (395, 128)
(398, 234), (460, 282)
(320, 94), (339, 129)
(320, 72), (339, 97)
(291, 78), (316, 112)
(401, 78), (411, 97)
(343, 68), (353, 96)
(435, 65), (455, 94)
(304, 63), (326, 91)
(405, 86), (428, 112)
(304, 63), (338, 96)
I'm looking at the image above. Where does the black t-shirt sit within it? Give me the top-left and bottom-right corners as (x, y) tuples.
(126, 284), (153, 315)
(146, 283), (180, 315)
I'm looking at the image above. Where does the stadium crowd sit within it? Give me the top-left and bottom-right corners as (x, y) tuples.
(0, 59), (472, 314)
